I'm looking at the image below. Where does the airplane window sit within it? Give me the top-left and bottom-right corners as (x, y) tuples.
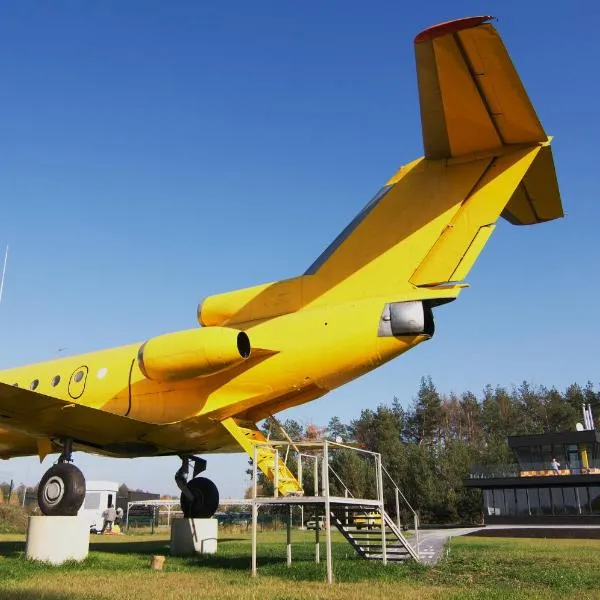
(74, 371), (84, 383)
(30, 379), (39, 390)
(51, 375), (61, 387)
(97, 367), (107, 379)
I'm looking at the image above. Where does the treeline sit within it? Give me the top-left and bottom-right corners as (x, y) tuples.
(263, 378), (599, 524)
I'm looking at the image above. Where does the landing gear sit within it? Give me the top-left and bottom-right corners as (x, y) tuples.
(37, 439), (86, 516)
(176, 455), (220, 518)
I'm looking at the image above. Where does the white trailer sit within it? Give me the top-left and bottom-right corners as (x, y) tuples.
(78, 480), (119, 533)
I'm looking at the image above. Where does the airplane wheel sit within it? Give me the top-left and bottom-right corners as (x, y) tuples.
(37, 463), (86, 516)
(180, 477), (219, 518)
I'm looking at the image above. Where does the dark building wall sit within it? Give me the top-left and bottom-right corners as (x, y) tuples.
(116, 491), (160, 513)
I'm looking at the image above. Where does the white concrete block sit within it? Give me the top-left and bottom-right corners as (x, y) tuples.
(170, 518), (218, 555)
(25, 516), (89, 564)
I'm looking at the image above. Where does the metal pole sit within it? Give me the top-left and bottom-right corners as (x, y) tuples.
(344, 488), (349, 527)
(315, 512), (320, 564)
(324, 441), (333, 584)
(314, 456), (319, 497)
(415, 512), (420, 558)
(376, 454), (387, 566)
(287, 506), (292, 567)
(0, 245), (8, 306)
(252, 445), (258, 577)
(274, 449), (279, 497)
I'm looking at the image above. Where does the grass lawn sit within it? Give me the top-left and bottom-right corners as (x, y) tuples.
(0, 529), (600, 599)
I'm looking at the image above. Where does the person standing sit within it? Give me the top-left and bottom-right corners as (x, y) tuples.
(101, 502), (117, 534)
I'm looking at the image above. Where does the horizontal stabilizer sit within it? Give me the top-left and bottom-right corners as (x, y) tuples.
(503, 144), (563, 225)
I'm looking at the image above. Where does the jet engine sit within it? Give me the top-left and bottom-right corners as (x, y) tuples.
(137, 327), (251, 381)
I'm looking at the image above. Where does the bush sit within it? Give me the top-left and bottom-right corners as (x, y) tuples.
(0, 505), (29, 533)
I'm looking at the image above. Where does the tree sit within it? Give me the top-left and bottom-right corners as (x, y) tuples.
(412, 376), (443, 445)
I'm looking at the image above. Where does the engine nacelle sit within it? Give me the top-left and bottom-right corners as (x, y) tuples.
(137, 327), (251, 381)
(378, 301), (435, 337)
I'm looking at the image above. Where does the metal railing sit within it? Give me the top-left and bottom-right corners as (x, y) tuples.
(380, 463), (420, 556)
(250, 439), (421, 561)
(468, 460), (600, 479)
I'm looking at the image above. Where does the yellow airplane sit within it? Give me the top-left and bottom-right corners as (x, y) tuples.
(0, 15), (563, 518)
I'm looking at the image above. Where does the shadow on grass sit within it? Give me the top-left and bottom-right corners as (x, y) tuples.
(184, 554), (287, 570)
(89, 537), (249, 555)
(465, 528), (600, 539)
(0, 541), (25, 558)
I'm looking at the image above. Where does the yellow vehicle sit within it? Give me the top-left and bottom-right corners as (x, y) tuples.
(0, 15), (563, 519)
(354, 512), (382, 530)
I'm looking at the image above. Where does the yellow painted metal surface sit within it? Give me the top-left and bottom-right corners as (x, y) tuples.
(221, 418), (303, 495)
(0, 17), (564, 466)
(138, 327), (248, 381)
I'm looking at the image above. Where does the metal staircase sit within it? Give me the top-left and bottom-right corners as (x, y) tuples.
(329, 505), (419, 562)
(244, 434), (422, 581)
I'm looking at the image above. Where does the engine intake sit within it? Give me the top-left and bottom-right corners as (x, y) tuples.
(138, 327), (251, 381)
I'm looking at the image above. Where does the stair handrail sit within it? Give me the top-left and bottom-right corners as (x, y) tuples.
(379, 463), (420, 557)
(327, 464), (354, 498)
(380, 464), (417, 515)
(382, 512), (421, 562)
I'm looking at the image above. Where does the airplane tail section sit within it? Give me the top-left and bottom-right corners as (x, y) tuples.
(198, 17), (563, 326)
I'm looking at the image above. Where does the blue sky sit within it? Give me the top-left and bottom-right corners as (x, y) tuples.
(0, 1), (598, 498)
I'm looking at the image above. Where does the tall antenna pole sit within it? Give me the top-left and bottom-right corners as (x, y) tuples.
(0, 245), (8, 306)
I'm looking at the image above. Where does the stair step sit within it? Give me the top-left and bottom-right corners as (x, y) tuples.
(331, 506), (419, 564)
(363, 554), (408, 562)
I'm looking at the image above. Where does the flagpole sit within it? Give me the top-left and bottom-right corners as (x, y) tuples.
(0, 245), (8, 306)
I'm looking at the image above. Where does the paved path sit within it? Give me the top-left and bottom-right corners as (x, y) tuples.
(415, 524), (600, 564)
(415, 527), (482, 564)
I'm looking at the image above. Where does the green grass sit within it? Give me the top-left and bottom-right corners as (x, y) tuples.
(0, 531), (600, 599)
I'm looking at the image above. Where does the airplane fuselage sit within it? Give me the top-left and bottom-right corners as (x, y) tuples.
(0, 296), (430, 457)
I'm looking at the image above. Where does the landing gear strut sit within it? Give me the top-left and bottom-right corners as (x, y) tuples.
(176, 455), (219, 519)
(37, 439), (86, 516)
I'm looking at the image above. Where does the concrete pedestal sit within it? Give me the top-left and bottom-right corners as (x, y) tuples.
(170, 518), (218, 556)
(25, 516), (89, 564)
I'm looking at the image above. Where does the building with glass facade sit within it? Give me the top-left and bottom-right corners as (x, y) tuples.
(465, 430), (600, 523)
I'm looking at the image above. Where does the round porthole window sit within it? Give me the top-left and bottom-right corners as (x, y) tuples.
(73, 371), (84, 383)
(97, 367), (108, 379)
(51, 375), (61, 387)
(30, 379), (39, 390)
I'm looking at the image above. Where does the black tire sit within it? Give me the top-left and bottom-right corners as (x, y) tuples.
(37, 463), (86, 516)
(180, 477), (219, 518)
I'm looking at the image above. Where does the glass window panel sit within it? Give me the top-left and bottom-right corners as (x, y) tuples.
(551, 487), (565, 515)
(531, 445), (543, 466)
(516, 489), (530, 516)
(567, 444), (581, 472)
(528, 488), (542, 515)
(541, 445), (552, 466)
(504, 488), (517, 516)
(539, 488), (552, 515)
(492, 489), (505, 516)
(484, 490), (494, 516)
(84, 492), (101, 510)
(589, 486), (600, 515)
(515, 447), (531, 468)
(563, 487), (578, 515)
(576, 487), (590, 515)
